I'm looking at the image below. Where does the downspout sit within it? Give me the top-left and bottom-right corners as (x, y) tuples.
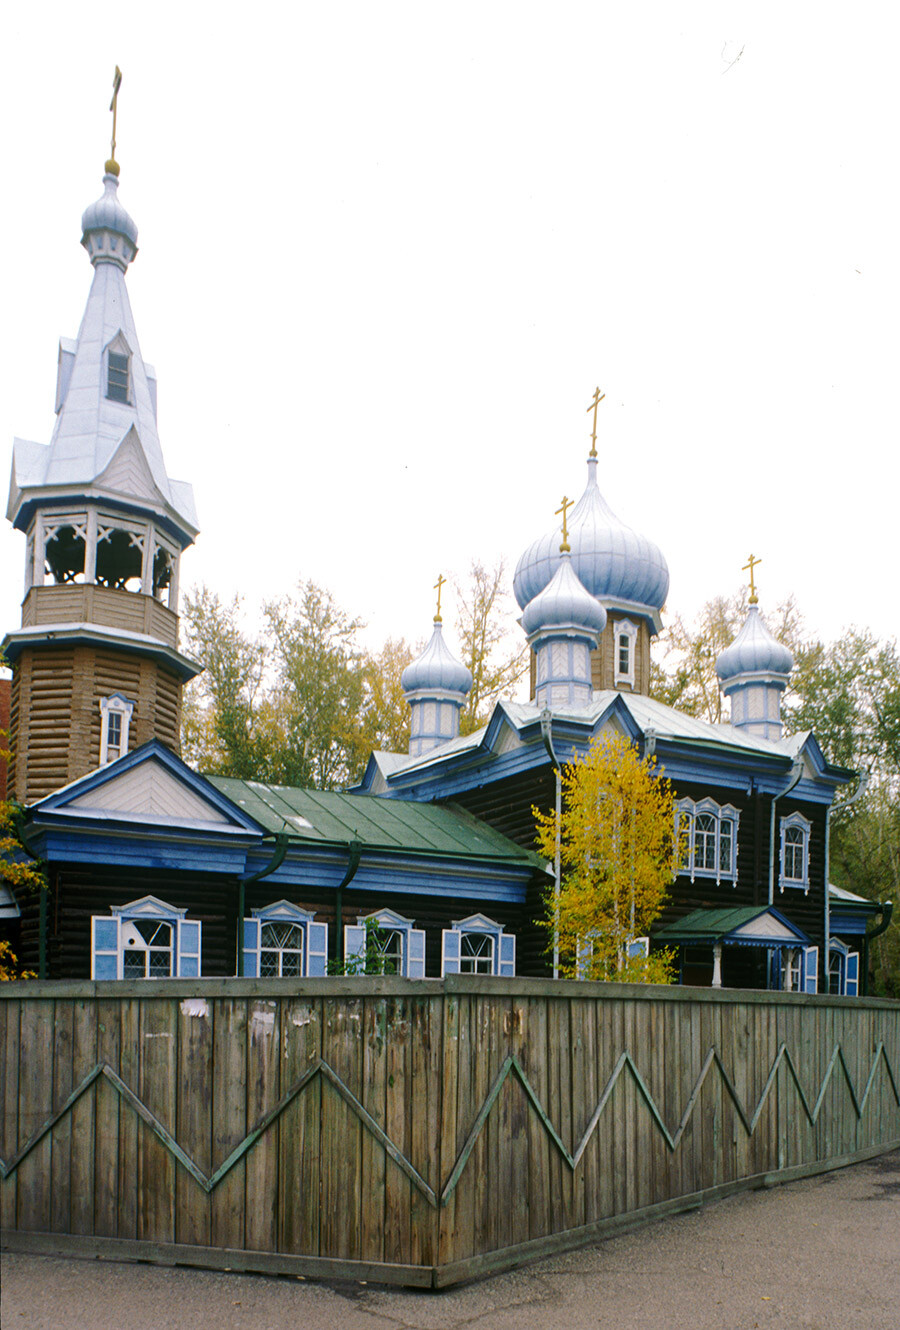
(769, 759), (804, 905)
(12, 807), (46, 977)
(825, 771), (869, 991)
(236, 832), (290, 976)
(540, 708), (561, 980)
(333, 839), (363, 968)
(863, 900), (893, 998)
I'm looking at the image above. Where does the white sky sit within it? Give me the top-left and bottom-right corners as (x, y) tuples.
(3, 4), (898, 668)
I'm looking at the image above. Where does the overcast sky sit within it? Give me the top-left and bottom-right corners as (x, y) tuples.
(3, 4), (898, 671)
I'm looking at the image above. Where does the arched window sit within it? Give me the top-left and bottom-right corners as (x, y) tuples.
(344, 908), (426, 978)
(242, 901), (328, 978)
(441, 913), (515, 977)
(91, 895), (201, 980)
(779, 812), (811, 892)
(99, 693), (134, 765)
(613, 618), (638, 688)
(676, 799), (740, 884)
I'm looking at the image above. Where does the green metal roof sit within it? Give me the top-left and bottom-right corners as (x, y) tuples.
(207, 777), (543, 867)
(653, 906), (797, 944)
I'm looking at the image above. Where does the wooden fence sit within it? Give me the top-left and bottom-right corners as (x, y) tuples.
(2, 977), (899, 1287)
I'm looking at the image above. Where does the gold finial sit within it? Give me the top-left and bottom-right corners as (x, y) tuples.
(743, 553), (761, 605)
(586, 386), (606, 458)
(555, 496), (573, 553)
(106, 66), (123, 176)
(434, 573), (446, 622)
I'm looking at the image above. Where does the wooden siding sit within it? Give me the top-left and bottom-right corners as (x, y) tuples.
(2, 979), (898, 1287)
(9, 645), (183, 804)
(21, 584), (179, 648)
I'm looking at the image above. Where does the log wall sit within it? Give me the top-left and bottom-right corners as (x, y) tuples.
(1, 977), (898, 1287)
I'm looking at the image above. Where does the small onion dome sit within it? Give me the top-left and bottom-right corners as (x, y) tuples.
(401, 619), (472, 697)
(81, 173), (139, 264)
(715, 605), (794, 683)
(513, 457), (669, 613)
(521, 551), (607, 641)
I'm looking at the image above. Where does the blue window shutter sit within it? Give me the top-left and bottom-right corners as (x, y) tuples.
(441, 929), (460, 976)
(242, 917), (260, 978)
(92, 916), (120, 980)
(344, 925), (367, 972)
(498, 932), (516, 977)
(627, 936), (649, 959)
(306, 922), (328, 977)
(177, 919), (202, 978)
(803, 945), (819, 994)
(407, 928), (426, 979)
(845, 951), (859, 996)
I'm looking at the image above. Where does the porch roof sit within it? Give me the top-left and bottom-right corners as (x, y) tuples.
(653, 906), (812, 949)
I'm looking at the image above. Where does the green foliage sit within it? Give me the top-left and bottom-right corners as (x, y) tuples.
(0, 687), (45, 979)
(534, 732), (677, 983)
(455, 560), (528, 736)
(327, 918), (400, 975)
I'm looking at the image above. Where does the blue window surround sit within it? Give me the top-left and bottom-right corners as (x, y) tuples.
(91, 894), (201, 980)
(770, 944), (819, 993)
(828, 939), (860, 996)
(779, 811), (811, 893)
(242, 900), (328, 978)
(676, 798), (740, 885)
(441, 913), (515, 977)
(344, 908), (426, 978)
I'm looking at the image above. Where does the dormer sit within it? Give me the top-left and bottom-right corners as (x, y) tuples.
(105, 332), (133, 405)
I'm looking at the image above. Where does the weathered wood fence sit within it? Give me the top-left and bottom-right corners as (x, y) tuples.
(2, 977), (899, 1287)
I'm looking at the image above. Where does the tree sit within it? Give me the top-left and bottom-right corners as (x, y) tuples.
(0, 692), (43, 979)
(454, 559), (528, 735)
(534, 732), (677, 982)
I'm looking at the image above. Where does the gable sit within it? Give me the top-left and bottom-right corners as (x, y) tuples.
(68, 759), (233, 824)
(732, 912), (802, 943)
(95, 427), (166, 507)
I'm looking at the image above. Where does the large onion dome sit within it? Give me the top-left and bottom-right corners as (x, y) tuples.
(81, 173), (139, 269)
(401, 619), (472, 697)
(716, 606), (794, 684)
(521, 552), (607, 641)
(513, 456), (669, 615)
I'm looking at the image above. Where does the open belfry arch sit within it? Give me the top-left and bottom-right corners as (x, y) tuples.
(3, 71), (200, 803)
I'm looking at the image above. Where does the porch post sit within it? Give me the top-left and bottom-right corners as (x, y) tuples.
(711, 942), (723, 988)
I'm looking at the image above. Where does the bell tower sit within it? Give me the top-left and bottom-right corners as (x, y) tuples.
(3, 74), (200, 803)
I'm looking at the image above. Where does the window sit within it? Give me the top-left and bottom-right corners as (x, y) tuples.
(441, 914), (515, 977)
(242, 901), (328, 978)
(107, 350), (130, 403)
(779, 812), (811, 892)
(676, 799), (740, 884)
(345, 909), (426, 978)
(99, 693), (134, 765)
(828, 940), (860, 996)
(613, 618), (638, 688)
(91, 895), (201, 980)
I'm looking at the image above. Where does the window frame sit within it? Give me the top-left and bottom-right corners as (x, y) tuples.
(612, 617), (638, 688)
(345, 908), (426, 978)
(91, 895), (201, 980)
(242, 901), (328, 978)
(99, 693), (134, 766)
(779, 811), (812, 893)
(441, 913), (515, 977)
(104, 334), (133, 405)
(676, 798), (740, 885)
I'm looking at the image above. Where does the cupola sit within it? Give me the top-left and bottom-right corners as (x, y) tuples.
(716, 557), (793, 741)
(521, 498), (606, 709)
(401, 578), (472, 757)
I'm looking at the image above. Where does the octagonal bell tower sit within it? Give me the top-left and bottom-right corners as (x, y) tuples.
(3, 95), (200, 803)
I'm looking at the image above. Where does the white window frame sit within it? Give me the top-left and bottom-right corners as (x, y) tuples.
(105, 332), (132, 405)
(828, 939), (860, 996)
(779, 811), (811, 893)
(91, 894), (201, 980)
(676, 798), (740, 885)
(242, 900), (328, 978)
(613, 618), (638, 688)
(441, 913), (515, 977)
(99, 692), (134, 765)
(344, 908), (426, 978)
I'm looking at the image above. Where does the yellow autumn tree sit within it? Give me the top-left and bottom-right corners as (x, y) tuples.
(534, 732), (678, 983)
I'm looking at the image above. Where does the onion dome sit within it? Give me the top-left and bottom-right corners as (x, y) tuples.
(716, 606), (794, 684)
(513, 457), (669, 616)
(81, 173), (139, 270)
(402, 619), (472, 697)
(521, 552), (607, 641)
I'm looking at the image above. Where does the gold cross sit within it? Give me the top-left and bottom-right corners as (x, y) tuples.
(586, 386), (606, 458)
(743, 553), (761, 605)
(555, 496), (573, 553)
(107, 67), (123, 175)
(434, 573), (446, 622)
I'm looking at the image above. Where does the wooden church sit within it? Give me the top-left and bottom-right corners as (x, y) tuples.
(3, 108), (890, 994)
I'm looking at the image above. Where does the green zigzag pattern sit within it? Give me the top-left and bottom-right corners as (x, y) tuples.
(1, 1042), (897, 1209)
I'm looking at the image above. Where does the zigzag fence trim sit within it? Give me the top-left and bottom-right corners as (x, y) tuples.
(1, 978), (899, 1285)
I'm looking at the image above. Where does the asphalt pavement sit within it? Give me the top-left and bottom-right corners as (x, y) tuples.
(2, 1150), (899, 1330)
